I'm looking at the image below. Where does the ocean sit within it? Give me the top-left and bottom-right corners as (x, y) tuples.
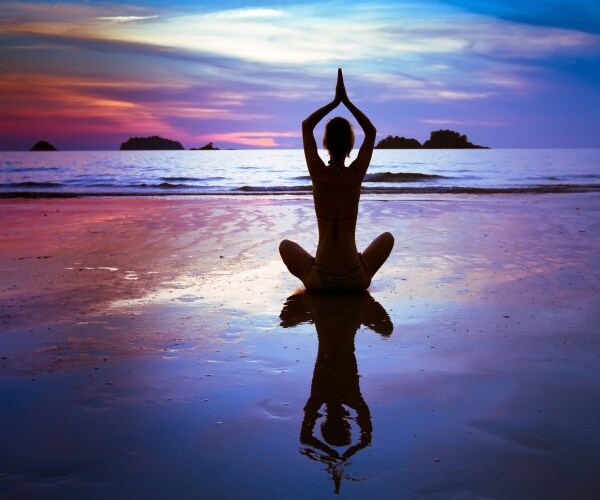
(1, 148), (599, 196)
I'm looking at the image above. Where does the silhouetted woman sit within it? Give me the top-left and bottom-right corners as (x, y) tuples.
(279, 69), (394, 291)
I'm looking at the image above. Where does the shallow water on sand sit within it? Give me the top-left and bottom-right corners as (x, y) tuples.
(0, 195), (599, 497)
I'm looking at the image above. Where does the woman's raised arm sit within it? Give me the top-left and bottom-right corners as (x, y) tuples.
(302, 99), (338, 175)
(337, 69), (376, 176)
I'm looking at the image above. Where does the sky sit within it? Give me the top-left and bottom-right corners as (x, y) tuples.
(0, 0), (599, 150)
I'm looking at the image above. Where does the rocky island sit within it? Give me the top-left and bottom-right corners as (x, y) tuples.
(190, 142), (220, 150)
(30, 140), (57, 151)
(375, 136), (421, 149)
(376, 129), (488, 149)
(120, 136), (184, 150)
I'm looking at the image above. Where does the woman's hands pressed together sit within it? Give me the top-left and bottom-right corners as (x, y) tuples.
(335, 68), (349, 105)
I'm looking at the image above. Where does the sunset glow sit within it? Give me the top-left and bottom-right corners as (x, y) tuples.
(0, 0), (599, 149)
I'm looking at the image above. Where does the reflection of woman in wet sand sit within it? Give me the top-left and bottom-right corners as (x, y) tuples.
(279, 69), (394, 291)
(280, 291), (393, 494)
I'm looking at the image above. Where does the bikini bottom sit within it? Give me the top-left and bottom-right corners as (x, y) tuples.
(313, 255), (368, 291)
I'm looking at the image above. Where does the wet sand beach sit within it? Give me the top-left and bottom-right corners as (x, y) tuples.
(1, 194), (599, 498)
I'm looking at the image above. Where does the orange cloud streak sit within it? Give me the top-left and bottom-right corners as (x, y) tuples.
(203, 131), (300, 147)
(0, 73), (265, 148)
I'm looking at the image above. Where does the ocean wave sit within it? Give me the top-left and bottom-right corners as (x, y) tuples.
(0, 181), (63, 188)
(364, 172), (446, 183)
(358, 184), (600, 194)
(2, 167), (62, 173)
(161, 176), (225, 182)
(87, 183), (122, 188)
(72, 182), (191, 189)
(140, 182), (186, 188)
(2, 184), (599, 198)
(86, 181), (208, 189)
(237, 185), (312, 192)
(569, 174), (600, 180)
(529, 173), (600, 183)
(291, 172), (447, 183)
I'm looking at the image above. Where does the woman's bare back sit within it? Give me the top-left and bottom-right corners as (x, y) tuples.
(312, 165), (362, 271)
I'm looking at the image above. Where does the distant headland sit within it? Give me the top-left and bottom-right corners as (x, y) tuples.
(376, 129), (489, 149)
(30, 140), (57, 151)
(120, 136), (184, 151)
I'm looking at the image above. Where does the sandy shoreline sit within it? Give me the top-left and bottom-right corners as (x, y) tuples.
(1, 194), (599, 497)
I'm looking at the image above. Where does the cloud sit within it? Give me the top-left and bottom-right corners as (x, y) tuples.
(0, 72), (271, 148)
(354, 70), (496, 102)
(204, 131), (300, 147)
(421, 118), (464, 125)
(205, 7), (286, 20)
(105, 5), (599, 68)
(1, 1), (598, 148)
(0, 72), (260, 121)
(421, 118), (505, 127)
(2, 0), (596, 111)
(3, 2), (597, 67)
(97, 16), (159, 23)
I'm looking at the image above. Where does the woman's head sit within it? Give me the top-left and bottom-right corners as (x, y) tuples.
(323, 117), (354, 160)
(321, 404), (352, 446)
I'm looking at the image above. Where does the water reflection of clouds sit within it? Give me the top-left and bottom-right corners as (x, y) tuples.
(280, 291), (393, 494)
(110, 259), (286, 315)
(374, 199), (592, 316)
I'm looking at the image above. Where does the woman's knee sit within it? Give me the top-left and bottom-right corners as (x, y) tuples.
(362, 232), (394, 276)
(376, 232), (394, 254)
(381, 231), (394, 246)
(279, 239), (294, 257)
